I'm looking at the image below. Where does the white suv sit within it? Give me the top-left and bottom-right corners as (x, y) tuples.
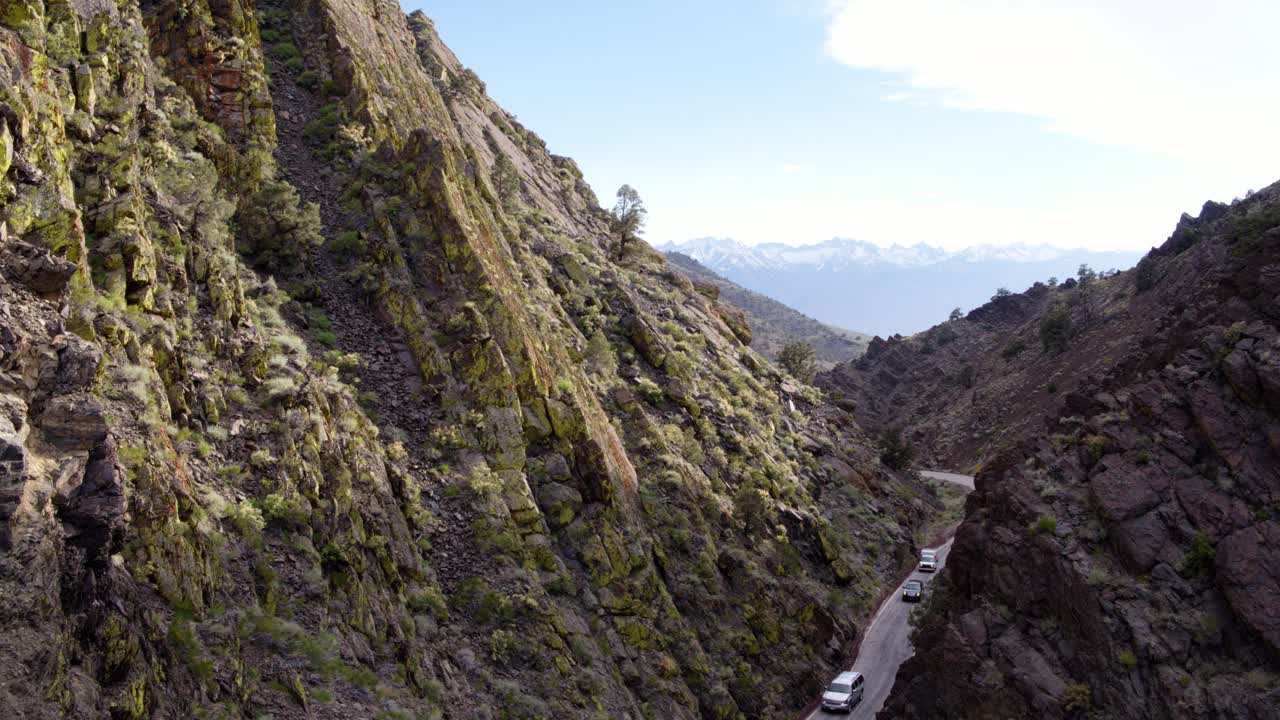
(820, 671), (865, 713)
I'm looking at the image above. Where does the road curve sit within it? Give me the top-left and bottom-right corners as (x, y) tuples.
(805, 471), (973, 720)
(919, 470), (975, 490)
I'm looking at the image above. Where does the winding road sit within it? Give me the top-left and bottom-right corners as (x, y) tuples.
(806, 470), (974, 720)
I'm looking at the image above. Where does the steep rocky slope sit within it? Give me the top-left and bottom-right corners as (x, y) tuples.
(0, 2), (932, 719)
(874, 187), (1280, 718)
(664, 251), (870, 368)
(822, 256), (1152, 471)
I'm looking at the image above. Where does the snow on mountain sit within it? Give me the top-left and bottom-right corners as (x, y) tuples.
(659, 237), (1144, 336)
(660, 238), (1101, 271)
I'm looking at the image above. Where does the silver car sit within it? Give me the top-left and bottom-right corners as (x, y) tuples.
(820, 671), (865, 713)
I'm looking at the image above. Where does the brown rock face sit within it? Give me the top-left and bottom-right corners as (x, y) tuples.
(880, 185), (1280, 719)
(1, 240), (77, 295)
(1217, 522), (1280, 654)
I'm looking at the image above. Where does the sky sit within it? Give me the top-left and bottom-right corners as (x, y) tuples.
(405, 1), (1280, 251)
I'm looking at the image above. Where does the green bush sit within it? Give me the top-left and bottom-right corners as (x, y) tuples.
(237, 180), (323, 272)
(585, 330), (617, 376)
(1062, 683), (1091, 711)
(778, 340), (817, 383)
(1083, 434), (1107, 464)
(1134, 254), (1158, 292)
(663, 350), (695, 381)
(879, 426), (914, 470)
(407, 586), (449, 621)
(297, 70), (319, 90)
(1184, 530), (1216, 577)
(490, 629), (517, 663)
(261, 493), (311, 529)
(732, 484), (772, 535)
(328, 230), (366, 256)
(1226, 202), (1280, 254)
(491, 153), (520, 212)
(1002, 338), (1027, 359)
(1033, 515), (1057, 534)
(1039, 303), (1073, 353)
(273, 41), (301, 61)
(303, 103), (342, 147)
(306, 305), (332, 330)
(1118, 649), (1138, 668)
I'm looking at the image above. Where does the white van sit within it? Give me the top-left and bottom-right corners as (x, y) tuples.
(918, 548), (938, 572)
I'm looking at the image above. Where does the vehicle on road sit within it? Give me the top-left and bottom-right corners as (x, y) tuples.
(918, 549), (938, 572)
(820, 671), (864, 713)
(902, 579), (923, 602)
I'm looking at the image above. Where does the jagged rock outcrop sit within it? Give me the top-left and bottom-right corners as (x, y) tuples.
(1, 2), (934, 718)
(878, 186), (1280, 719)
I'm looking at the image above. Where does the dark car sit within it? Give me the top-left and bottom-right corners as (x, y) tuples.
(902, 579), (923, 602)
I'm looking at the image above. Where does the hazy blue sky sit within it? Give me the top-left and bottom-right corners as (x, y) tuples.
(406, 1), (1278, 251)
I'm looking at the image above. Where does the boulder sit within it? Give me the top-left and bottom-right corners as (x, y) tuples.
(1089, 466), (1160, 521)
(1222, 349), (1262, 405)
(55, 436), (126, 558)
(1111, 509), (1168, 572)
(715, 304), (751, 345)
(1, 241), (77, 295)
(74, 63), (95, 114)
(52, 334), (102, 395)
(537, 481), (582, 528)
(622, 314), (668, 369)
(1216, 522), (1280, 654)
(0, 409), (28, 538)
(37, 394), (108, 450)
(991, 630), (1067, 708)
(1172, 475), (1250, 539)
(691, 278), (719, 301)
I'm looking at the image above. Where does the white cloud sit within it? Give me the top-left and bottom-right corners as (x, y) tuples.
(824, 1), (1280, 176)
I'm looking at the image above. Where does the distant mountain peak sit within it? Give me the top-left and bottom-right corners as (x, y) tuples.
(659, 238), (1114, 270)
(658, 237), (1143, 336)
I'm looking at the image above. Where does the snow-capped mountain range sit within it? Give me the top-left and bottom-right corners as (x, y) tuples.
(659, 237), (1144, 337)
(659, 237), (1113, 271)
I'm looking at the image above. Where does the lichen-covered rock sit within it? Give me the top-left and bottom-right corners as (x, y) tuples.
(0, 118), (12, 178)
(0, 1), (932, 718)
(716, 302), (752, 345)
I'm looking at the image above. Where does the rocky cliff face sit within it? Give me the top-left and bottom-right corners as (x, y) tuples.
(0, 2), (930, 718)
(876, 188), (1280, 718)
(822, 238), (1180, 471)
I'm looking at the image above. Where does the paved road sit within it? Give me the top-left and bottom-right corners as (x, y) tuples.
(920, 470), (975, 490)
(806, 472), (972, 720)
